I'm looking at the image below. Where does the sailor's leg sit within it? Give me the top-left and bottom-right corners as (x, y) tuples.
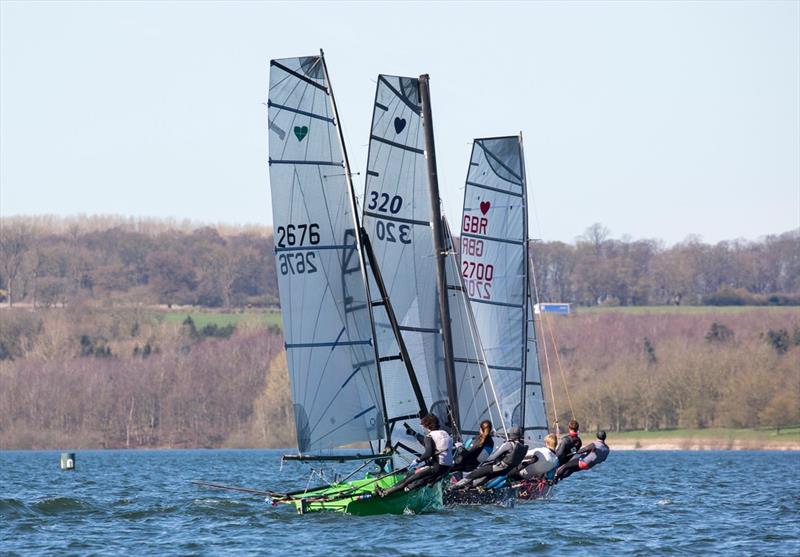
(471, 464), (508, 487)
(453, 463), (492, 489)
(380, 469), (421, 496)
(399, 464), (441, 492)
(555, 458), (580, 481)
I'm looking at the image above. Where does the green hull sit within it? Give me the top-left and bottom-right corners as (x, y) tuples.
(283, 472), (443, 516)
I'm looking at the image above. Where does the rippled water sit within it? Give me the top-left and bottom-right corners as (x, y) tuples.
(2, 449), (798, 555)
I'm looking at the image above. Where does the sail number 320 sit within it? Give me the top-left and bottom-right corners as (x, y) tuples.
(368, 192), (411, 244)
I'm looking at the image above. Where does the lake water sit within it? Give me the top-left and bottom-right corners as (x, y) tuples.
(2, 449), (798, 555)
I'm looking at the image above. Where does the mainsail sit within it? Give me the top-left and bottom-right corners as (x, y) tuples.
(362, 75), (502, 444)
(361, 75), (448, 445)
(267, 55), (388, 453)
(459, 135), (548, 446)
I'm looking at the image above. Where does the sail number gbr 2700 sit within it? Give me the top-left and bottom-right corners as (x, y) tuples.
(367, 191), (411, 244)
(276, 223), (320, 275)
(461, 215), (494, 300)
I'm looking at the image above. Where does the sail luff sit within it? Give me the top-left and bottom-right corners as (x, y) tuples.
(319, 51), (393, 449)
(519, 132), (530, 435)
(418, 74), (461, 439)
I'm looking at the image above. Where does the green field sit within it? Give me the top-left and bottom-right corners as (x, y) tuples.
(161, 309), (282, 329)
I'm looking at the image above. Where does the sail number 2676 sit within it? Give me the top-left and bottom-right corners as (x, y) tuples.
(276, 223), (320, 276)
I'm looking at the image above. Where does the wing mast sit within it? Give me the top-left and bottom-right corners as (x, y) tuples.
(418, 74), (461, 439)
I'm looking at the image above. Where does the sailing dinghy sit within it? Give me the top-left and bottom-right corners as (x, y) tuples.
(265, 52), (441, 515)
(456, 134), (553, 501)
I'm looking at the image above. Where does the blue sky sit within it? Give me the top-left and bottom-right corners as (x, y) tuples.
(1, 1), (798, 245)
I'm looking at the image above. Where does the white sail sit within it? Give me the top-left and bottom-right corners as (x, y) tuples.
(268, 55), (385, 453)
(361, 75), (448, 445)
(459, 136), (548, 446)
(362, 75), (504, 446)
(443, 218), (506, 437)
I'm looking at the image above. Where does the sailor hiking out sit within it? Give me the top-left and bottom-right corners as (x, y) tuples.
(451, 426), (527, 490)
(507, 433), (559, 483)
(555, 420), (583, 466)
(451, 420), (495, 474)
(377, 414), (453, 498)
(554, 431), (610, 482)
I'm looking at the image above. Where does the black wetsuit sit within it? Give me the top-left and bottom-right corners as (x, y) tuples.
(555, 440), (609, 481)
(456, 439), (527, 488)
(452, 437), (494, 473)
(382, 431), (452, 496)
(555, 432), (582, 465)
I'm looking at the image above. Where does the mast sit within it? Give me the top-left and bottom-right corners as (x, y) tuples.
(418, 74), (460, 438)
(519, 132), (529, 433)
(320, 50), (393, 450)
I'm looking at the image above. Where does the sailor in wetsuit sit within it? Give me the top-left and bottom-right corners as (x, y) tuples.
(554, 430), (610, 482)
(451, 420), (494, 474)
(452, 426), (527, 490)
(377, 413), (453, 497)
(506, 432), (559, 482)
(555, 419), (583, 466)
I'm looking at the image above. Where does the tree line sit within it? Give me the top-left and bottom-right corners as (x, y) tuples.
(0, 216), (278, 309)
(1, 216), (798, 309)
(531, 223), (800, 307)
(0, 307), (294, 449)
(1, 304), (796, 449)
(543, 309), (800, 435)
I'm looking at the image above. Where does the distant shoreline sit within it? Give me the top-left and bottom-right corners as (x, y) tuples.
(608, 435), (800, 451)
(4, 440), (800, 452)
(612, 441), (800, 451)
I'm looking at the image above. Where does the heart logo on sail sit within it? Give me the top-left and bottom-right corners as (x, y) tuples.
(394, 118), (406, 134)
(480, 201), (491, 215)
(294, 126), (309, 142)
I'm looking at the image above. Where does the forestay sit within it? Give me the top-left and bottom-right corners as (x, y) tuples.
(459, 136), (548, 446)
(361, 75), (449, 449)
(268, 55), (384, 453)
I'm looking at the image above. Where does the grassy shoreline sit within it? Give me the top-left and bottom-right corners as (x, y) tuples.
(606, 427), (800, 450)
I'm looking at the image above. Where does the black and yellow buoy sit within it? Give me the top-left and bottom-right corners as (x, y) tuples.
(60, 452), (75, 471)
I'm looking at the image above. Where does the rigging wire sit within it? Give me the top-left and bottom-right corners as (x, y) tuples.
(528, 250), (561, 436)
(546, 316), (576, 420)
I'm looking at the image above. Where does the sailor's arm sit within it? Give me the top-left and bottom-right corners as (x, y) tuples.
(417, 435), (436, 462)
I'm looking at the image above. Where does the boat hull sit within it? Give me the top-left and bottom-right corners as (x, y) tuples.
(443, 485), (517, 507)
(284, 472), (443, 515)
(515, 478), (555, 501)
